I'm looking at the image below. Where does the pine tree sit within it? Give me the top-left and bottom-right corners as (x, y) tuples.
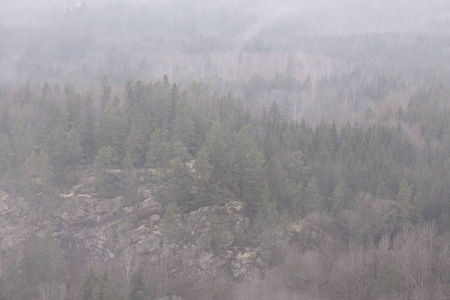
(119, 152), (138, 205)
(162, 202), (181, 241)
(82, 270), (99, 300)
(44, 126), (82, 185)
(93, 146), (120, 198)
(395, 179), (414, 230)
(266, 156), (294, 213)
(172, 96), (195, 153)
(255, 184), (279, 263)
(146, 127), (170, 168)
(203, 121), (232, 186)
(125, 111), (148, 167)
(255, 184), (279, 233)
(232, 125), (255, 179)
(129, 271), (146, 300)
(95, 103), (127, 157)
(169, 140), (191, 166)
(331, 178), (347, 213)
(288, 150), (308, 186)
(0, 133), (10, 175)
(242, 148), (266, 220)
(302, 177), (323, 213)
(21, 151), (40, 199)
(193, 146), (213, 205)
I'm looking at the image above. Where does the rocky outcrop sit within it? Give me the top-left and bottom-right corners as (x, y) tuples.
(0, 175), (270, 280)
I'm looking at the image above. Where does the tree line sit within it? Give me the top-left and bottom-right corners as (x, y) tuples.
(0, 75), (449, 299)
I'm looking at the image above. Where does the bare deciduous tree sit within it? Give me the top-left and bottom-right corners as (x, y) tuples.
(115, 248), (139, 298)
(38, 281), (65, 300)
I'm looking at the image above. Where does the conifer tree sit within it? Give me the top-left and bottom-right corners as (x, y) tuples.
(0, 133), (10, 175)
(266, 156), (295, 212)
(120, 152), (138, 205)
(93, 146), (120, 198)
(193, 146), (213, 205)
(242, 148), (266, 220)
(288, 150), (308, 186)
(95, 103), (127, 157)
(395, 179), (414, 230)
(255, 184), (279, 235)
(125, 111), (148, 167)
(82, 270), (99, 300)
(302, 177), (323, 213)
(232, 125), (256, 196)
(162, 202), (181, 241)
(146, 127), (170, 168)
(129, 271), (146, 300)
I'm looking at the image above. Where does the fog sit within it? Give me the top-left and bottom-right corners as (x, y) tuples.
(1, 0), (450, 88)
(1, 1), (450, 300)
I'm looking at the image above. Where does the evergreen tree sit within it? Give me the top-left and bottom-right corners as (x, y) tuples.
(0, 133), (10, 176)
(82, 270), (99, 300)
(193, 146), (213, 205)
(0, 251), (19, 300)
(119, 152), (138, 205)
(172, 95), (195, 153)
(255, 184), (279, 236)
(44, 126), (82, 185)
(169, 140), (192, 166)
(242, 148), (266, 220)
(146, 127), (170, 168)
(170, 157), (195, 209)
(125, 111), (148, 167)
(203, 121), (232, 186)
(129, 271), (146, 300)
(162, 202), (181, 241)
(95, 103), (127, 157)
(232, 125), (256, 196)
(395, 179), (414, 230)
(330, 177), (349, 213)
(93, 146), (120, 198)
(288, 150), (308, 186)
(302, 177), (323, 213)
(18, 232), (44, 299)
(266, 156), (294, 213)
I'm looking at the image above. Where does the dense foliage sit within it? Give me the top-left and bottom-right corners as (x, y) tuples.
(0, 69), (449, 298)
(1, 2), (450, 298)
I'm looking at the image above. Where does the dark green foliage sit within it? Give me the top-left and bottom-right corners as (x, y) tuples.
(3, 7), (450, 299)
(119, 152), (139, 204)
(302, 177), (323, 213)
(95, 103), (127, 157)
(82, 270), (118, 300)
(255, 184), (279, 257)
(266, 156), (295, 214)
(82, 270), (99, 300)
(93, 146), (120, 198)
(44, 126), (82, 185)
(17, 232), (66, 300)
(395, 180), (414, 230)
(130, 271), (146, 300)
(242, 148), (266, 220)
(162, 202), (182, 241)
(125, 111), (149, 168)
(0, 75), (449, 233)
(146, 127), (171, 168)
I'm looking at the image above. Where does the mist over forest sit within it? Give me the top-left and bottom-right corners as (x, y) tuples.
(0, 1), (450, 300)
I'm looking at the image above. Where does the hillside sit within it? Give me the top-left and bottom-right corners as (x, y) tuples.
(1, 1), (450, 299)
(0, 77), (449, 299)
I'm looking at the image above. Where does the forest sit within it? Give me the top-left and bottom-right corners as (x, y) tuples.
(1, 1), (450, 300)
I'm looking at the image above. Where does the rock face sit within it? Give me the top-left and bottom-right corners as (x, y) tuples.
(0, 175), (268, 280)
